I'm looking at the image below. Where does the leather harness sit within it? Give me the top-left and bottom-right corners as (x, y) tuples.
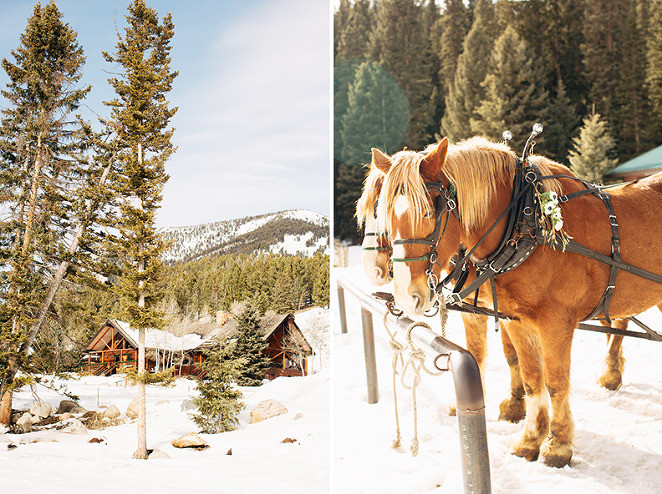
(391, 152), (662, 332)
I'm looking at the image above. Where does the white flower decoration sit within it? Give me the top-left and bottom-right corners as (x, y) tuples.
(540, 190), (564, 233)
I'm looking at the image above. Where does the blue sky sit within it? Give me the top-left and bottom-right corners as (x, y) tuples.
(0, 0), (330, 228)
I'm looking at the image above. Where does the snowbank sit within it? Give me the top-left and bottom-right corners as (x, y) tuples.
(333, 263), (662, 494)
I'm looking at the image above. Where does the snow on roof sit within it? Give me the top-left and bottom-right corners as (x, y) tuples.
(112, 320), (206, 352)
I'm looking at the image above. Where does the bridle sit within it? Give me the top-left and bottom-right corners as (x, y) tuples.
(390, 174), (459, 297)
(362, 201), (393, 280)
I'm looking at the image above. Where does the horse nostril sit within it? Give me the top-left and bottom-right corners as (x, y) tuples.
(374, 267), (383, 280)
(412, 294), (422, 311)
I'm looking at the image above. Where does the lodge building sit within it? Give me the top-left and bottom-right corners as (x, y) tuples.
(81, 312), (313, 380)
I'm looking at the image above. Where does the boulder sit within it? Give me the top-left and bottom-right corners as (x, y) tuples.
(59, 412), (73, 422)
(16, 413), (32, 432)
(62, 418), (87, 434)
(30, 401), (52, 419)
(126, 396), (140, 419)
(102, 405), (121, 420)
(249, 399), (288, 424)
(171, 432), (208, 450)
(149, 449), (171, 459)
(57, 400), (87, 414)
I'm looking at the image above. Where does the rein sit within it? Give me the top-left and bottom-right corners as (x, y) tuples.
(390, 179), (458, 293)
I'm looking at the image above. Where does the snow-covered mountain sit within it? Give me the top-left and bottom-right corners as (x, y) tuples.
(160, 209), (329, 263)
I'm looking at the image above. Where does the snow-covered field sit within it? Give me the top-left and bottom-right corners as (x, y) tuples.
(1, 307), (330, 493)
(332, 248), (662, 494)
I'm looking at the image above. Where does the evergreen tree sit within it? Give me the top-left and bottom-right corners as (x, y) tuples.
(568, 113), (618, 184)
(336, 0), (373, 61)
(615, 0), (649, 160)
(334, 160), (365, 242)
(369, 0), (435, 149)
(441, 0), (497, 142)
(103, 0), (178, 459)
(435, 0), (470, 96)
(544, 79), (579, 164)
(340, 61), (410, 165)
(645, 0), (662, 143)
(232, 302), (270, 386)
(581, 0), (627, 138)
(471, 26), (548, 152)
(191, 343), (245, 434)
(0, 1), (93, 424)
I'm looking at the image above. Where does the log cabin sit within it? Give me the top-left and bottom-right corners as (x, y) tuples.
(81, 312), (313, 379)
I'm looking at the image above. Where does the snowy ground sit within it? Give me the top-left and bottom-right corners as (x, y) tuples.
(332, 247), (662, 494)
(1, 310), (330, 493)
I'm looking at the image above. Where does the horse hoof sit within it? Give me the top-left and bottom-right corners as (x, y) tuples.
(512, 445), (539, 462)
(598, 371), (622, 391)
(499, 396), (525, 423)
(448, 405), (457, 417)
(540, 439), (572, 468)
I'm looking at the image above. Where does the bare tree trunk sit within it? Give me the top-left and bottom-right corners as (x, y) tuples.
(134, 143), (148, 460)
(0, 390), (12, 426)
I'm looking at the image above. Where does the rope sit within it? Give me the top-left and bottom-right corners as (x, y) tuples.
(383, 312), (405, 449)
(399, 322), (446, 457)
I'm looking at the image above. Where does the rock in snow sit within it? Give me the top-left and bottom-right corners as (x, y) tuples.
(62, 419), (87, 434)
(102, 405), (121, 419)
(30, 401), (52, 419)
(57, 400), (87, 414)
(249, 399), (288, 423)
(126, 396), (140, 419)
(16, 413), (32, 432)
(171, 432), (208, 449)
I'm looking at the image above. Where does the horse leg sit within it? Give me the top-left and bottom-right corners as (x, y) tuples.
(597, 319), (626, 391)
(538, 320), (575, 468)
(498, 323), (526, 423)
(447, 313), (488, 417)
(504, 320), (549, 461)
(462, 313), (488, 376)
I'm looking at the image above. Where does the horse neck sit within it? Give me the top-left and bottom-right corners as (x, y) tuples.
(461, 179), (513, 262)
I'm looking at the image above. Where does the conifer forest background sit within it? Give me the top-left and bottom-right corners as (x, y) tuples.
(334, 0), (662, 242)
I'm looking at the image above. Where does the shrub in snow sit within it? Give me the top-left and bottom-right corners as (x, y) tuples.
(190, 342), (245, 434)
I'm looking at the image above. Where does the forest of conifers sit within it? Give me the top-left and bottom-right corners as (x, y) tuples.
(334, 0), (662, 240)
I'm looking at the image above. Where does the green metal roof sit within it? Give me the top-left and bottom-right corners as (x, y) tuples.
(609, 143), (662, 176)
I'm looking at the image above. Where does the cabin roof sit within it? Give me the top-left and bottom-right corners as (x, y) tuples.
(84, 319), (206, 353)
(85, 313), (313, 354)
(609, 143), (662, 177)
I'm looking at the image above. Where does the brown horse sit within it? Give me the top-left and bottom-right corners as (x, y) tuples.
(374, 136), (662, 467)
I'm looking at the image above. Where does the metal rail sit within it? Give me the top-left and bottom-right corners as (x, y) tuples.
(337, 275), (491, 494)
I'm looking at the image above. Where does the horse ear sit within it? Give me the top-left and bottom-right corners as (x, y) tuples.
(420, 138), (449, 179)
(371, 148), (392, 173)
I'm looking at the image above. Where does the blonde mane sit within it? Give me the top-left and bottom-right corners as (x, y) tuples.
(377, 136), (563, 236)
(356, 164), (385, 228)
(377, 150), (432, 238)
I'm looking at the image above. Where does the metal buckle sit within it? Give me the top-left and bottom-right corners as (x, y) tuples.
(446, 292), (462, 305)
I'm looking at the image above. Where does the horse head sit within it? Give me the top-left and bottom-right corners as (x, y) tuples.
(375, 138), (462, 316)
(356, 157), (391, 286)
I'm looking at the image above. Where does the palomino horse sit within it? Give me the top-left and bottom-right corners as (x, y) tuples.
(374, 136), (662, 467)
(356, 163), (526, 421)
(356, 155), (627, 424)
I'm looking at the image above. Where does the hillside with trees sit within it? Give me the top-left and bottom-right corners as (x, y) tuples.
(334, 0), (662, 241)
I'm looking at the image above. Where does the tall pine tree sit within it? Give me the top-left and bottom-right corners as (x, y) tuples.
(441, 0), (497, 142)
(191, 342), (245, 434)
(645, 0), (662, 144)
(0, 1), (93, 425)
(568, 113), (618, 183)
(471, 26), (548, 152)
(369, 0), (435, 149)
(103, 0), (178, 459)
(232, 302), (270, 386)
(340, 62), (410, 165)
